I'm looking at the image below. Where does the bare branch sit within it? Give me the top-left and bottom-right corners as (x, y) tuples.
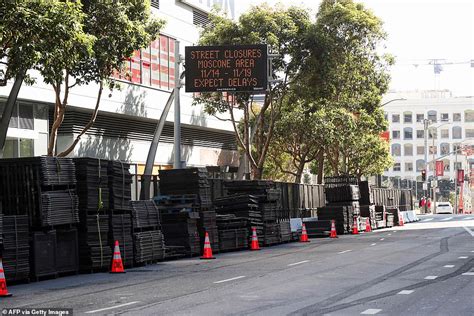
(58, 82), (104, 157)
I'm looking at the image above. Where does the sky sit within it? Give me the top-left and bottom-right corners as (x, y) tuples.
(235, 0), (474, 96)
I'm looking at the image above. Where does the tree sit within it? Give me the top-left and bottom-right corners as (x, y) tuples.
(269, 99), (334, 183)
(193, 4), (311, 179)
(46, 0), (165, 156)
(0, 0), (89, 156)
(296, 0), (393, 179)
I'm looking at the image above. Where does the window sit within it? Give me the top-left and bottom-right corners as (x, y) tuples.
(403, 127), (413, 139)
(428, 128), (437, 139)
(416, 114), (424, 122)
(466, 129), (474, 138)
(453, 113), (461, 122)
(6, 102), (34, 130)
(416, 159), (425, 171)
(392, 130), (400, 139)
(429, 145), (437, 155)
(115, 34), (176, 90)
(2, 138), (34, 158)
(465, 110), (474, 122)
(428, 110), (437, 122)
(416, 130), (424, 139)
(393, 162), (401, 172)
(453, 143), (461, 152)
(441, 113), (449, 122)
(454, 162), (462, 170)
(151, 0), (159, 9)
(384, 112), (388, 121)
(193, 10), (210, 27)
(452, 126), (462, 139)
(417, 146), (425, 155)
(404, 144), (413, 156)
(391, 144), (401, 156)
(440, 129), (449, 139)
(440, 143), (450, 155)
(405, 162), (413, 172)
(403, 112), (412, 123)
(392, 114), (400, 123)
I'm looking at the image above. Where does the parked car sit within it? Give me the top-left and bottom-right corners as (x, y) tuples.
(436, 202), (453, 214)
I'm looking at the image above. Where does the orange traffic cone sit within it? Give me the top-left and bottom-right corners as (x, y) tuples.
(201, 231), (216, 259)
(352, 217), (359, 235)
(110, 240), (126, 273)
(330, 220), (338, 238)
(365, 218), (372, 232)
(300, 223), (310, 242)
(250, 227), (260, 250)
(398, 210), (404, 226)
(0, 258), (12, 297)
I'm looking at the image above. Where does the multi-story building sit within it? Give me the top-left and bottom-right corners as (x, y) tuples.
(0, 1), (242, 176)
(383, 91), (474, 183)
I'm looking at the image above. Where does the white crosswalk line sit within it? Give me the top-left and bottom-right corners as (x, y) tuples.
(425, 275), (438, 280)
(422, 218), (433, 222)
(463, 217), (474, 220)
(444, 265), (455, 268)
(441, 217), (453, 221)
(361, 309), (382, 315)
(462, 272), (474, 276)
(398, 290), (414, 295)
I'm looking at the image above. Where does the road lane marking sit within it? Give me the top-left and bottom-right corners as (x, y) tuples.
(398, 290), (414, 295)
(288, 260), (309, 267)
(85, 301), (140, 314)
(471, 250), (474, 253)
(361, 309), (382, 314)
(441, 217), (453, 221)
(458, 256), (468, 259)
(388, 233), (392, 236)
(214, 276), (246, 284)
(370, 243), (377, 246)
(338, 250), (352, 254)
(425, 275), (438, 280)
(380, 238), (385, 241)
(462, 272), (474, 276)
(463, 217), (474, 220)
(393, 231), (397, 233)
(444, 265), (455, 268)
(462, 226), (474, 237)
(422, 218), (433, 222)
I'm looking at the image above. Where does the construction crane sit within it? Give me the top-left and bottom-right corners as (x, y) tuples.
(396, 58), (473, 90)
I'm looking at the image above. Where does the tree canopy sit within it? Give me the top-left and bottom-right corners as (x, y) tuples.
(194, 4), (311, 179)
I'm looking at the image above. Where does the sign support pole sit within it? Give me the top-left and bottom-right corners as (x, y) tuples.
(174, 40), (182, 169)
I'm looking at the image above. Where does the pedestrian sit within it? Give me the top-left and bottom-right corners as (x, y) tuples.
(427, 198), (431, 211)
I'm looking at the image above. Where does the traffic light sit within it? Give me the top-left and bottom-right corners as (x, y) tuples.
(421, 169), (426, 181)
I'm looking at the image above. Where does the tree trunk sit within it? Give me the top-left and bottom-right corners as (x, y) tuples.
(0, 74), (24, 158)
(251, 165), (263, 180)
(57, 82), (104, 157)
(317, 152), (324, 184)
(294, 158), (306, 183)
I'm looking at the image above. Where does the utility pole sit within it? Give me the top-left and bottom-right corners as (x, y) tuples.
(454, 147), (458, 214)
(423, 118), (429, 213)
(432, 132), (437, 213)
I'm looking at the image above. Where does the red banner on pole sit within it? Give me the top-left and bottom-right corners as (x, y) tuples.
(457, 169), (464, 185)
(380, 131), (390, 142)
(435, 161), (444, 176)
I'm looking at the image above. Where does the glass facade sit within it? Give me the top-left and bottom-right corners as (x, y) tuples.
(115, 34), (176, 90)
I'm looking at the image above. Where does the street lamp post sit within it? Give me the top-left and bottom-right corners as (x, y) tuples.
(423, 118), (429, 213)
(423, 120), (452, 213)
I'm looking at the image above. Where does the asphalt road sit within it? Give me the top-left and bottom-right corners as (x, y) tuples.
(2, 214), (474, 316)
